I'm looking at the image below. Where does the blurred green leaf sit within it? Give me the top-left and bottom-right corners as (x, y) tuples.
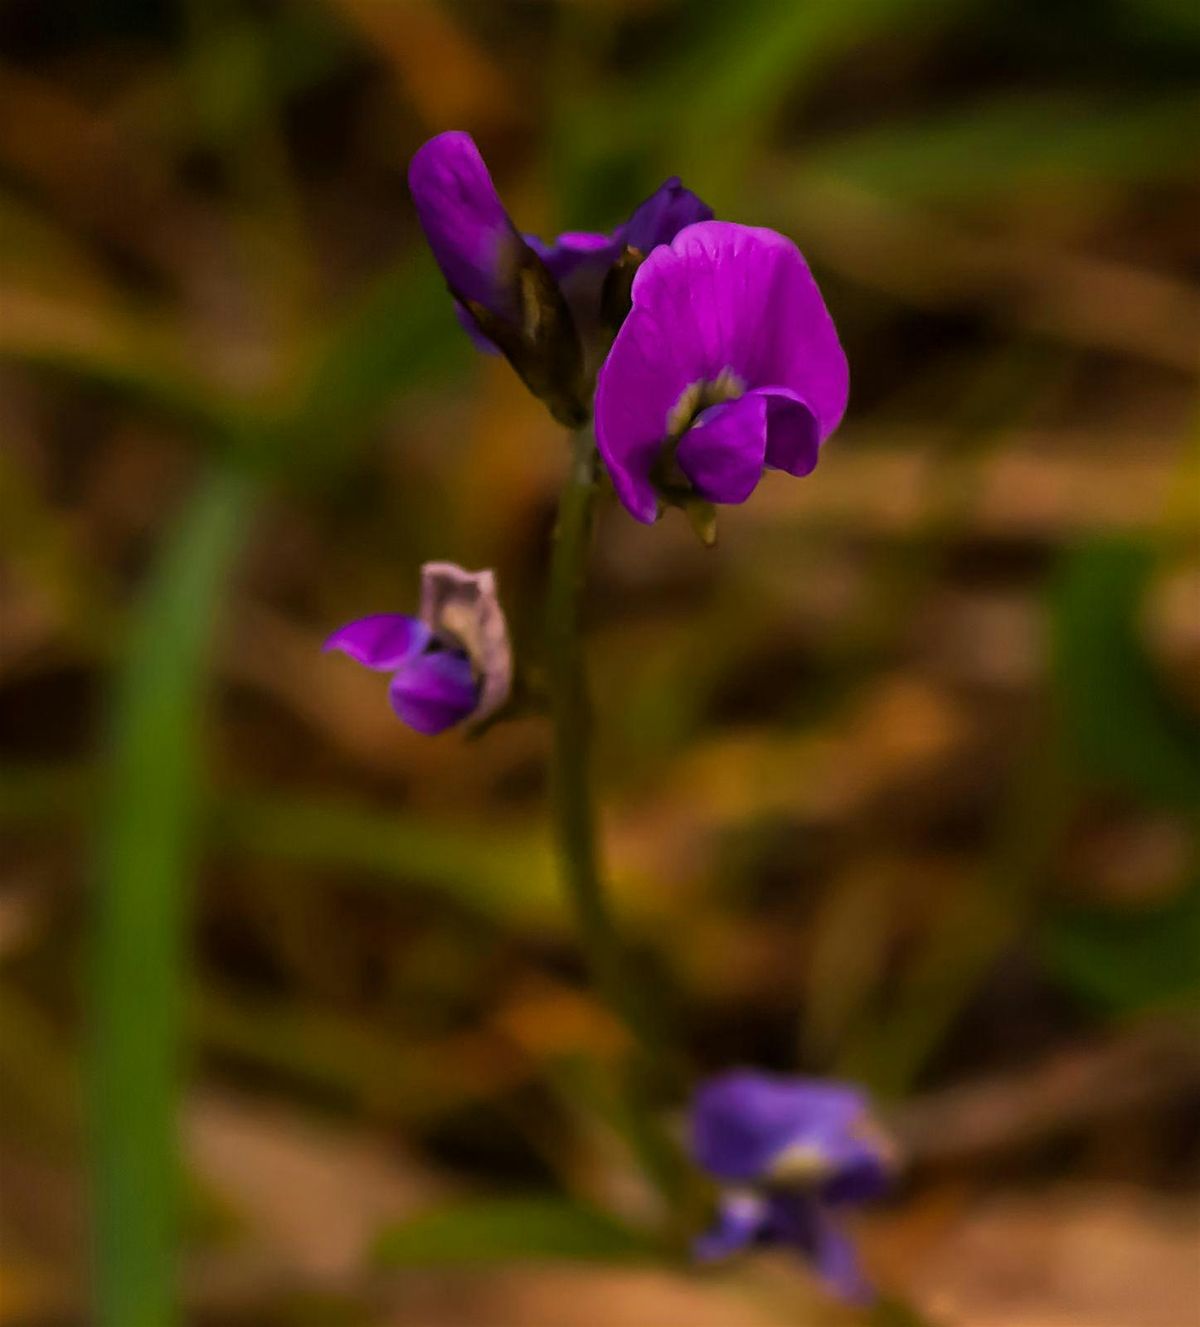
(0, 765), (561, 929)
(284, 258), (467, 477)
(806, 93), (1200, 201)
(1041, 880), (1200, 1013)
(212, 792), (561, 927)
(372, 1196), (655, 1267)
(91, 464), (254, 1327)
(1050, 537), (1200, 809)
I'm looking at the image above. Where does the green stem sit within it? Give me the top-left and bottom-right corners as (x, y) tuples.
(545, 428), (687, 1213)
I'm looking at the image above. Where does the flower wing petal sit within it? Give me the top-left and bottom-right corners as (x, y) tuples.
(324, 614), (430, 671)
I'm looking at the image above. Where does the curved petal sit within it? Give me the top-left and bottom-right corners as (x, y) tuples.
(324, 614), (430, 671)
(675, 392), (768, 504)
(621, 177), (713, 254)
(595, 221), (847, 520)
(758, 387), (820, 477)
(409, 131), (522, 318)
(389, 649), (479, 735)
(689, 1069), (871, 1183)
(693, 1192), (769, 1262)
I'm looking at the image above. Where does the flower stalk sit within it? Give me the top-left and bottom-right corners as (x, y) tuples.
(545, 426), (687, 1214)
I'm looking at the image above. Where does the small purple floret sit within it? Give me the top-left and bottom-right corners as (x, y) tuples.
(326, 612), (478, 736)
(595, 221), (849, 522)
(689, 1069), (895, 1304)
(324, 563), (512, 738)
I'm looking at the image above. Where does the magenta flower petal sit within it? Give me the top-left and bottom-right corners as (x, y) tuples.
(408, 131), (522, 319)
(389, 649), (479, 735)
(323, 614), (430, 671)
(595, 221), (848, 520)
(675, 393), (769, 504)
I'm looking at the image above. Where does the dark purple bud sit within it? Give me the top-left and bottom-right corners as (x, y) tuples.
(409, 132), (587, 426)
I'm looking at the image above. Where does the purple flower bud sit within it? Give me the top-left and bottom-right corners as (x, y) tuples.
(324, 563), (512, 737)
(689, 1070), (896, 1304)
(594, 221), (849, 523)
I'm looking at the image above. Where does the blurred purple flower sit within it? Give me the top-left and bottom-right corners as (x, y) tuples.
(324, 563), (512, 736)
(594, 221), (849, 523)
(689, 1070), (895, 1305)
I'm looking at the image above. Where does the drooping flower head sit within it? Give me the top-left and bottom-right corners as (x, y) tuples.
(595, 221), (849, 525)
(689, 1070), (895, 1304)
(324, 562), (512, 736)
(408, 131), (710, 422)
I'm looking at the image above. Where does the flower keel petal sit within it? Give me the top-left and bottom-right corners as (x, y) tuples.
(389, 650), (479, 735)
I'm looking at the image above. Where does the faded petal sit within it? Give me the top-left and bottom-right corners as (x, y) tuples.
(389, 649), (479, 735)
(675, 393), (768, 505)
(323, 614), (430, 671)
(409, 131), (522, 318)
(621, 176), (713, 255)
(419, 562), (513, 726)
(690, 1069), (872, 1185)
(595, 222), (847, 519)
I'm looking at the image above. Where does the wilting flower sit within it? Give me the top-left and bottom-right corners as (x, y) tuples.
(324, 562), (512, 736)
(408, 131), (709, 421)
(594, 221), (849, 524)
(689, 1070), (895, 1304)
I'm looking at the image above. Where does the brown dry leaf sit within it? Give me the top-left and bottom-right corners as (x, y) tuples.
(185, 1088), (446, 1282)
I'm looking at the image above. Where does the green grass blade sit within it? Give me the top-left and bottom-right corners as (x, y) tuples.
(91, 465), (253, 1327)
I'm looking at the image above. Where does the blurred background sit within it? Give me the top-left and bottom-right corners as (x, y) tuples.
(1, 1), (1199, 1324)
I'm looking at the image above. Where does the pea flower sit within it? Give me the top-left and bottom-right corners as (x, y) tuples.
(408, 131), (710, 422)
(594, 221), (849, 525)
(690, 1070), (896, 1305)
(324, 562), (512, 736)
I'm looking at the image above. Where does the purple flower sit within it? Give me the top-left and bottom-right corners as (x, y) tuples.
(408, 132), (710, 421)
(689, 1070), (896, 1305)
(324, 562), (512, 737)
(594, 221), (849, 523)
